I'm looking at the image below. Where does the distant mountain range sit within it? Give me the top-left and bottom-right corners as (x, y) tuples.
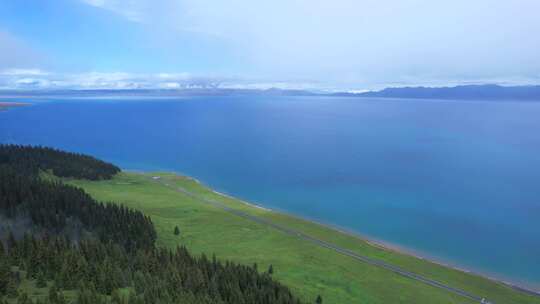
(1, 84), (539, 101)
(339, 84), (540, 101)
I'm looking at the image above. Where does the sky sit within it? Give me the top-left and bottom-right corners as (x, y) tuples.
(0, 0), (539, 91)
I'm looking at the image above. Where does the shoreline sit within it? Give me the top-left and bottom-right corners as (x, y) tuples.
(177, 173), (272, 212)
(124, 168), (540, 296)
(0, 101), (31, 105)
(0, 101), (31, 110)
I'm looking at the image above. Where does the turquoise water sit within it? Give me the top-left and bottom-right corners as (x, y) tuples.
(1, 96), (539, 288)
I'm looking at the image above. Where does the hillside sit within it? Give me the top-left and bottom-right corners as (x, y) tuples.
(352, 84), (540, 100)
(69, 173), (540, 304)
(2, 145), (539, 304)
(0, 145), (305, 304)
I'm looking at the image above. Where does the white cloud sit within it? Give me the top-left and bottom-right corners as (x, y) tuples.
(0, 68), (330, 90)
(14, 78), (51, 88)
(81, 0), (146, 22)
(1, 69), (49, 76)
(79, 0), (540, 88)
(1, 68), (539, 91)
(0, 70), (227, 90)
(81, 0), (106, 7)
(159, 82), (181, 89)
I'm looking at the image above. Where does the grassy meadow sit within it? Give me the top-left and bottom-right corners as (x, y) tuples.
(66, 172), (539, 304)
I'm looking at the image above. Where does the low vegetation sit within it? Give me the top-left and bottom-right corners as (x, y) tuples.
(0, 145), (305, 304)
(69, 172), (540, 304)
(2, 144), (538, 303)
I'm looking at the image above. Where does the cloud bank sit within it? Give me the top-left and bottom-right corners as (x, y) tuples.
(1, 1), (539, 90)
(0, 70), (213, 90)
(79, 0), (540, 88)
(2, 68), (537, 91)
(0, 69), (324, 91)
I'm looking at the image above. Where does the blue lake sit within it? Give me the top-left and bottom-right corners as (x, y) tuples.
(1, 95), (539, 288)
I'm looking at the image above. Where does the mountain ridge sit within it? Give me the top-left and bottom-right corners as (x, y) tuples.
(1, 84), (540, 101)
(349, 84), (540, 100)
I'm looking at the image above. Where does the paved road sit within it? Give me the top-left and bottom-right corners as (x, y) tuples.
(152, 176), (536, 304)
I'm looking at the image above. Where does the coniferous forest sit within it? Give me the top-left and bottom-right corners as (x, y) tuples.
(0, 144), (305, 304)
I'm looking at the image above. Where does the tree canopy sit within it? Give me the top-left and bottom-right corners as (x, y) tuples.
(0, 145), (304, 304)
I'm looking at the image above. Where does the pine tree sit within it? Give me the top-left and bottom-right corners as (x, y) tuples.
(16, 291), (32, 304)
(315, 295), (323, 304)
(5, 281), (17, 299)
(0, 145), (307, 304)
(7, 232), (16, 255)
(49, 284), (65, 304)
(128, 290), (143, 304)
(111, 289), (124, 304)
(77, 283), (106, 304)
(0, 259), (10, 295)
(133, 271), (146, 295)
(36, 270), (47, 288)
(34, 298), (46, 304)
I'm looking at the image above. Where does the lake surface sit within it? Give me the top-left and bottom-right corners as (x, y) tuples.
(1, 95), (539, 289)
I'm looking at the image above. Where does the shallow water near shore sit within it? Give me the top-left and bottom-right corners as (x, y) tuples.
(1, 95), (539, 289)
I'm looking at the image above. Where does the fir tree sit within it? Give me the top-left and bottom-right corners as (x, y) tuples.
(111, 289), (125, 304)
(7, 232), (16, 255)
(174, 226), (180, 236)
(16, 292), (31, 304)
(0, 145), (306, 304)
(5, 279), (18, 299)
(48, 284), (65, 304)
(36, 270), (47, 288)
(0, 259), (10, 295)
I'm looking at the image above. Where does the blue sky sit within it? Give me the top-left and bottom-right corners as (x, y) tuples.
(1, 0), (539, 90)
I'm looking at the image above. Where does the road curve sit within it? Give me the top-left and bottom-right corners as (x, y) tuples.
(153, 177), (511, 304)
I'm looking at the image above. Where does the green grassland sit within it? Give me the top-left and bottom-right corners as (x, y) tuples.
(67, 172), (539, 304)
